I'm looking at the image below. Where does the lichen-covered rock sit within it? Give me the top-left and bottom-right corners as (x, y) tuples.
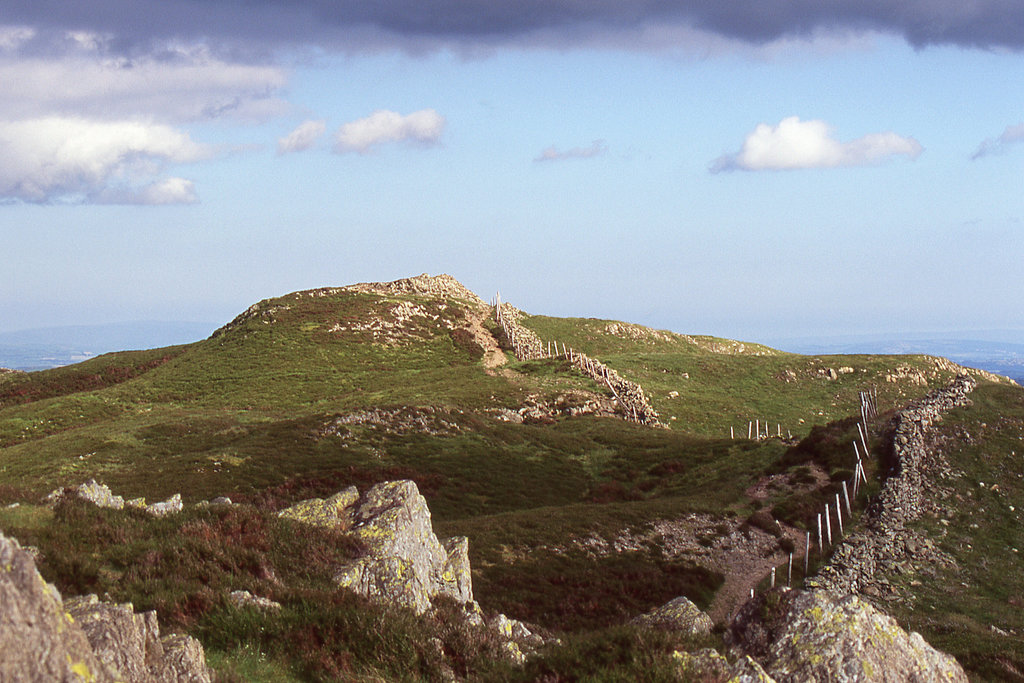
(46, 482), (186, 518)
(673, 649), (776, 682)
(65, 595), (164, 681)
(159, 633), (212, 683)
(146, 493), (183, 517)
(333, 480), (473, 614)
(632, 596), (713, 636)
(277, 486), (359, 528)
(66, 594), (211, 682)
(47, 479), (125, 509)
(727, 588), (967, 682)
(0, 531), (105, 682)
(0, 529), (210, 683)
(227, 590), (281, 612)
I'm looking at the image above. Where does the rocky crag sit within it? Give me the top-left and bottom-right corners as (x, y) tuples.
(280, 480), (473, 614)
(810, 374), (976, 599)
(0, 531), (210, 682)
(725, 588), (967, 682)
(343, 273), (487, 308)
(278, 479), (546, 663)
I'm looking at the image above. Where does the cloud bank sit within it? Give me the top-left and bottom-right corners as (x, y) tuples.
(0, 117), (210, 204)
(535, 140), (607, 162)
(5, 0), (1024, 51)
(711, 116), (922, 173)
(334, 109), (445, 154)
(0, 29), (287, 204)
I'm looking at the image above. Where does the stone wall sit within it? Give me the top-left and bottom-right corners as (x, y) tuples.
(809, 374), (977, 598)
(494, 301), (662, 426)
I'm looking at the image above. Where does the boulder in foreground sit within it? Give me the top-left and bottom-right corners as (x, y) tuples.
(727, 588), (967, 682)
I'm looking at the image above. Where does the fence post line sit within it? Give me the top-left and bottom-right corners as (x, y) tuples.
(817, 514), (823, 551)
(842, 481), (852, 516)
(825, 506), (832, 546)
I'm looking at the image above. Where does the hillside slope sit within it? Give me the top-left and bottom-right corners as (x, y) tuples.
(0, 273), (1019, 680)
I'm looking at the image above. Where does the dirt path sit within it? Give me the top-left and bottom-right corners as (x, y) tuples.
(704, 519), (807, 625)
(706, 547), (789, 625)
(462, 306), (507, 371)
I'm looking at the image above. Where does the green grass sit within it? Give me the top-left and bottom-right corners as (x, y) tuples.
(0, 282), (1016, 680)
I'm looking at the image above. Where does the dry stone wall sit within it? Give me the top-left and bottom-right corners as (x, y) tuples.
(809, 374), (977, 598)
(494, 300), (662, 426)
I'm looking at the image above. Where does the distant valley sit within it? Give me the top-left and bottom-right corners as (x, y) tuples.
(0, 321), (217, 371)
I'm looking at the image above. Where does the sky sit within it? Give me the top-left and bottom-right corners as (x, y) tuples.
(1, 0), (1023, 347)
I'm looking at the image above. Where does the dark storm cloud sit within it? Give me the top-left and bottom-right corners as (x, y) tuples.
(5, 0), (1024, 52)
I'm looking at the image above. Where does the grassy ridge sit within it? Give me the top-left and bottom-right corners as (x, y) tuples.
(0, 281), (1015, 680)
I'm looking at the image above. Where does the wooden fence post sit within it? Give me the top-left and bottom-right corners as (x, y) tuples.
(835, 495), (843, 536)
(804, 532), (810, 578)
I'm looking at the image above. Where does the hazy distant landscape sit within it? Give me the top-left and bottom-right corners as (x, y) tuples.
(769, 331), (1024, 385)
(0, 322), (216, 371)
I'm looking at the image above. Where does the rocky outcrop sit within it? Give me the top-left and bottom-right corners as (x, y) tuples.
(278, 485), (360, 528)
(343, 273), (487, 307)
(0, 531), (210, 682)
(66, 595), (211, 682)
(46, 480), (185, 518)
(810, 375), (976, 597)
(280, 480), (472, 614)
(227, 590), (282, 612)
(631, 596), (714, 636)
(673, 649), (776, 682)
(727, 588), (967, 682)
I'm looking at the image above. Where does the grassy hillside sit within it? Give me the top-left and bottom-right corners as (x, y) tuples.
(0, 276), (1018, 680)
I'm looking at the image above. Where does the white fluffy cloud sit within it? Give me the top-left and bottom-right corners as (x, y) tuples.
(0, 30), (290, 205)
(0, 117), (210, 204)
(277, 119), (326, 154)
(711, 116), (922, 173)
(334, 109), (445, 154)
(971, 123), (1024, 160)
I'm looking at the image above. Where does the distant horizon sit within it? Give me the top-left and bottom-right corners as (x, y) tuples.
(2, 313), (1022, 383)
(3, 3), (1023, 349)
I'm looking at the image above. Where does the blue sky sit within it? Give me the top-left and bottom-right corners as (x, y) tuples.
(1, 2), (1023, 345)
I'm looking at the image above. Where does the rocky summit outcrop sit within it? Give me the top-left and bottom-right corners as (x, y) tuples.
(343, 273), (487, 308)
(280, 480), (472, 614)
(631, 596), (714, 636)
(727, 588), (967, 682)
(0, 530), (210, 682)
